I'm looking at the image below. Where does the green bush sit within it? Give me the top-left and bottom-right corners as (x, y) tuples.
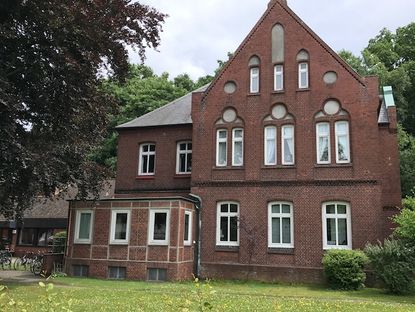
(365, 239), (415, 294)
(322, 249), (369, 290)
(52, 231), (67, 254)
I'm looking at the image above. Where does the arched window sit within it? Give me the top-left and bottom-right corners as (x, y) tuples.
(249, 56), (260, 93)
(297, 50), (309, 89)
(272, 24), (284, 92)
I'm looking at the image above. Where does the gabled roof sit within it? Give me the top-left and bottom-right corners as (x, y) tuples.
(116, 84), (210, 129)
(203, 0), (365, 98)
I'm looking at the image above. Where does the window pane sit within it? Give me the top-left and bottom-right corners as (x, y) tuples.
(115, 213), (127, 240)
(318, 123), (329, 134)
(20, 229), (36, 245)
(149, 144), (155, 152)
(230, 217), (238, 242)
(143, 145), (148, 152)
(271, 204), (280, 214)
(79, 213), (91, 239)
(153, 213), (167, 240)
(220, 204), (228, 213)
(326, 205), (335, 214)
(233, 141), (243, 165)
(272, 218), (281, 244)
(337, 204), (347, 214)
(326, 218), (336, 245)
(281, 204), (290, 214)
(184, 214), (190, 241)
(187, 154), (192, 172)
(180, 143), (186, 150)
(219, 130), (227, 139)
(230, 204), (238, 213)
(218, 142), (226, 165)
(337, 135), (349, 161)
(318, 137), (329, 162)
(282, 218), (291, 244)
(338, 218), (348, 245)
(336, 122), (347, 133)
(37, 230), (48, 246)
(220, 217), (228, 241)
(300, 63), (307, 70)
(284, 137), (294, 163)
(266, 139), (276, 164)
(148, 155), (155, 173)
(179, 154), (186, 172)
(234, 129), (243, 138)
(300, 72), (307, 87)
(142, 155), (148, 173)
(266, 127), (276, 139)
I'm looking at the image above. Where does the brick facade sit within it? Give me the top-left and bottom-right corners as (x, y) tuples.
(66, 0), (401, 282)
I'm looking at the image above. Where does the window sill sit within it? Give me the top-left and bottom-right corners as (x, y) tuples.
(296, 88), (310, 92)
(261, 165), (296, 169)
(148, 243), (169, 246)
(247, 93), (260, 96)
(135, 176), (155, 180)
(174, 174), (191, 179)
(268, 247), (294, 255)
(213, 166), (245, 170)
(215, 245), (239, 252)
(271, 90), (285, 94)
(314, 163), (352, 168)
(109, 242), (129, 245)
(73, 241), (92, 245)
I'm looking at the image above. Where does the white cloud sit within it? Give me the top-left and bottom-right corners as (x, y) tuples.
(134, 0), (415, 79)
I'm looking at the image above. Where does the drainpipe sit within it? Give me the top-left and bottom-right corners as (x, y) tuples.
(188, 193), (202, 278)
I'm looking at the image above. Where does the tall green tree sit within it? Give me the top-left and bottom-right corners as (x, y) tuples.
(0, 1), (166, 217)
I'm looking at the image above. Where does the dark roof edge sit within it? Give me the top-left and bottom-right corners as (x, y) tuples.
(115, 122), (192, 131)
(68, 196), (197, 203)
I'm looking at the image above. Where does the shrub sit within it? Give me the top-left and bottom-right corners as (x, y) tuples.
(322, 249), (369, 290)
(365, 239), (415, 294)
(52, 231), (67, 254)
(393, 208), (415, 246)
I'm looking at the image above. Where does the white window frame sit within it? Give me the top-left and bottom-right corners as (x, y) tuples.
(148, 209), (170, 245)
(110, 209), (131, 245)
(268, 202), (294, 248)
(216, 202), (239, 247)
(335, 121), (350, 164)
(322, 202), (352, 250)
(184, 210), (192, 246)
(74, 210), (93, 244)
(176, 141), (192, 174)
(281, 125), (295, 165)
(274, 65), (284, 91)
(316, 122), (331, 164)
(216, 129), (227, 167)
(138, 143), (155, 175)
(298, 62), (309, 89)
(264, 126), (277, 165)
(250, 67), (259, 93)
(232, 128), (244, 166)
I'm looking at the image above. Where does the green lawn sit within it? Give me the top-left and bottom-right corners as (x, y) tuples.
(1, 277), (415, 311)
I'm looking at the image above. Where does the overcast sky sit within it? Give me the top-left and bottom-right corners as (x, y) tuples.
(136, 0), (415, 80)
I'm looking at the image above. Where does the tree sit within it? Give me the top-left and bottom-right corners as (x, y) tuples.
(0, 1), (166, 218)
(398, 126), (415, 197)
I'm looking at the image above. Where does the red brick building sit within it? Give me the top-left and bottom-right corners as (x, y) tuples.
(65, 0), (401, 282)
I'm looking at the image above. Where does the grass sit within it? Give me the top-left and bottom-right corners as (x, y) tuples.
(1, 277), (415, 311)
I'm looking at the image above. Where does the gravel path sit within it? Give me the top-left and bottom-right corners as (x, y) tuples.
(0, 270), (42, 284)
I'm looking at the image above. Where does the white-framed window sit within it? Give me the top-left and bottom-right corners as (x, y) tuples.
(264, 126), (277, 165)
(176, 141), (192, 174)
(298, 62), (309, 89)
(216, 202), (239, 246)
(282, 125), (294, 165)
(110, 210), (131, 245)
(74, 210), (93, 244)
(274, 65), (284, 91)
(148, 209), (170, 245)
(322, 202), (352, 249)
(268, 202), (293, 248)
(250, 67), (259, 93)
(232, 128), (243, 166)
(316, 122), (330, 164)
(138, 143), (155, 175)
(184, 211), (192, 246)
(335, 121), (350, 163)
(216, 129), (227, 167)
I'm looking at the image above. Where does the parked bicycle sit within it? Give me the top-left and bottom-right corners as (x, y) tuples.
(13, 251), (35, 271)
(0, 249), (12, 270)
(31, 253), (44, 276)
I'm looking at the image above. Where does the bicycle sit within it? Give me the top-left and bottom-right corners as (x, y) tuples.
(13, 251), (35, 271)
(31, 252), (44, 276)
(0, 249), (12, 270)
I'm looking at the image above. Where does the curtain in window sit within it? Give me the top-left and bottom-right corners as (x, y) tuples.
(115, 213), (127, 240)
(283, 126), (294, 163)
(265, 127), (276, 164)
